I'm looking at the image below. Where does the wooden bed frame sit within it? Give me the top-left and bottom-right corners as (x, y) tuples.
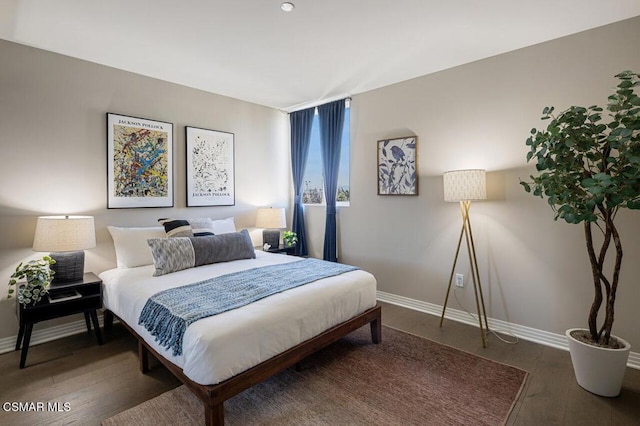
(104, 304), (382, 425)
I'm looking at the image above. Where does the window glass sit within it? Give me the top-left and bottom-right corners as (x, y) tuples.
(303, 107), (350, 205)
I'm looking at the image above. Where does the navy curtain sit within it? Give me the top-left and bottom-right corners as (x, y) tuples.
(289, 107), (315, 257)
(317, 99), (346, 262)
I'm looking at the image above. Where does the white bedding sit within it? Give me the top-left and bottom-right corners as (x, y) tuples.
(99, 251), (377, 385)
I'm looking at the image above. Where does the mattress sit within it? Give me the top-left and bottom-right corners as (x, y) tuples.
(99, 251), (377, 385)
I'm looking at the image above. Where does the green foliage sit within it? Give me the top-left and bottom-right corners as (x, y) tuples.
(521, 71), (640, 225)
(7, 256), (56, 307)
(521, 71), (640, 346)
(283, 231), (298, 247)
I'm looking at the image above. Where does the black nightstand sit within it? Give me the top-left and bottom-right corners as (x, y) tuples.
(266, 245), (296, 255)
(15, 272), (103, 368)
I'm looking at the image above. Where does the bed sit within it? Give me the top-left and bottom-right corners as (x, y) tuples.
(100, 223), (381, 425)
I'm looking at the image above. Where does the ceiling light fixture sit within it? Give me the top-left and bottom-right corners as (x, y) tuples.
(280, 2), (295, 12)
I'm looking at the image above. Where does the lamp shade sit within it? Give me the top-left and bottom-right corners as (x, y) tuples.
(255, 208), (286, 229)
(443, 169), (487, 202)
(33, 216), (96, 252)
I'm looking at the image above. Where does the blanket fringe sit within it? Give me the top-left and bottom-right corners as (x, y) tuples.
(139, 300), (186, 356)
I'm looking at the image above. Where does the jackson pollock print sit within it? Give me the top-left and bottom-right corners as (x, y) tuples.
(186, 127), (235, 206)
(107, 113), (173, 208)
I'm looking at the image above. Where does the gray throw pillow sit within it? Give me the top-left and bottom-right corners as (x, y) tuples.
(190, 229), (255, 266)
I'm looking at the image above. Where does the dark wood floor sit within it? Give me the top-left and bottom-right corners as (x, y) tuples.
(1, 302), (639, 425)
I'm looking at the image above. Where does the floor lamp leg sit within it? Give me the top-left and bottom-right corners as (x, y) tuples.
(462, 202), (486, 348)
(441, 200), (488, 348)
(440, 222), (466, 327)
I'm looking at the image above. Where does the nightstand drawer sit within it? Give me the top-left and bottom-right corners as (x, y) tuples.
(20, 293), (102, 322)
(19, 276), (102, 322)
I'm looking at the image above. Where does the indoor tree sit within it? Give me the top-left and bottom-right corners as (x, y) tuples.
(521, 71), (640, 347)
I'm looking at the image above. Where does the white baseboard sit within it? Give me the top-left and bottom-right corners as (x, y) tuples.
(0, 314), (105, 355)
(377, 290), (640, 370)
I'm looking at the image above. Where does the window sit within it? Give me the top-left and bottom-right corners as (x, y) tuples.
(302, 106), (350, 205)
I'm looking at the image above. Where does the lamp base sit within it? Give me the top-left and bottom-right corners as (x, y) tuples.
(262, 229), (281, 249)
(50, 251), (84, 283)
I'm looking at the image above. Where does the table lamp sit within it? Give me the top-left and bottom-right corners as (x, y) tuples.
(32, 215), (96, 283)
(440, 169), (490, 347)
(255, 208), (286, 249)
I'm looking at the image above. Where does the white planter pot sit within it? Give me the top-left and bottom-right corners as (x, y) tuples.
(566, 328), (631, 397)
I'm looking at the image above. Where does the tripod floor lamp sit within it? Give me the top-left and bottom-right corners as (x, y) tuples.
(440, 169), (490, 347)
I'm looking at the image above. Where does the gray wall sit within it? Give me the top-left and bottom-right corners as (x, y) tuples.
(0, 40), (290, 339)
(307, 17), (640, 348)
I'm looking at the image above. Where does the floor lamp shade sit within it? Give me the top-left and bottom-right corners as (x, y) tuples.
(33, 216), (96, 283)
(443, 169), (486, 202)
(255, 208), (286, 249)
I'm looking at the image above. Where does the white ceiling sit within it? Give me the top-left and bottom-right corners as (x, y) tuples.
(2, 0), (640, 111)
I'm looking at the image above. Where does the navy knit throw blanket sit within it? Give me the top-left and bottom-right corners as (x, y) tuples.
(138, 258), (358, 356)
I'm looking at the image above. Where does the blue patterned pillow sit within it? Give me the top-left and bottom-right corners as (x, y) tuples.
(147, 238), (195, 276)
(158, 218), (215, 237)
(158, 218), (194, 238)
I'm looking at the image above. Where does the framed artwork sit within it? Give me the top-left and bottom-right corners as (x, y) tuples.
(377, 136), (418, 196)
(107, 113), (173, 208)
(185, 126), (235, 207)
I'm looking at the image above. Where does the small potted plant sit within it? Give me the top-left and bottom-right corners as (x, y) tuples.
(521, 71), (640, 397)
(7, 256), (56, 307)
(283, 231), (298, 248)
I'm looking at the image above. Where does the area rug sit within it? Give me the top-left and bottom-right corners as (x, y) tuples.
(102, 326), (527, 425)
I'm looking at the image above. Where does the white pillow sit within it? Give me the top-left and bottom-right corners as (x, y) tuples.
(107, 226), (166, 268)
(188, 218), (215, 236)
(209, 217), (237, 235)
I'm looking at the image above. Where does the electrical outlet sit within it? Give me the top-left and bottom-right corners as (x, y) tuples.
(455, 273), (464, 288)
